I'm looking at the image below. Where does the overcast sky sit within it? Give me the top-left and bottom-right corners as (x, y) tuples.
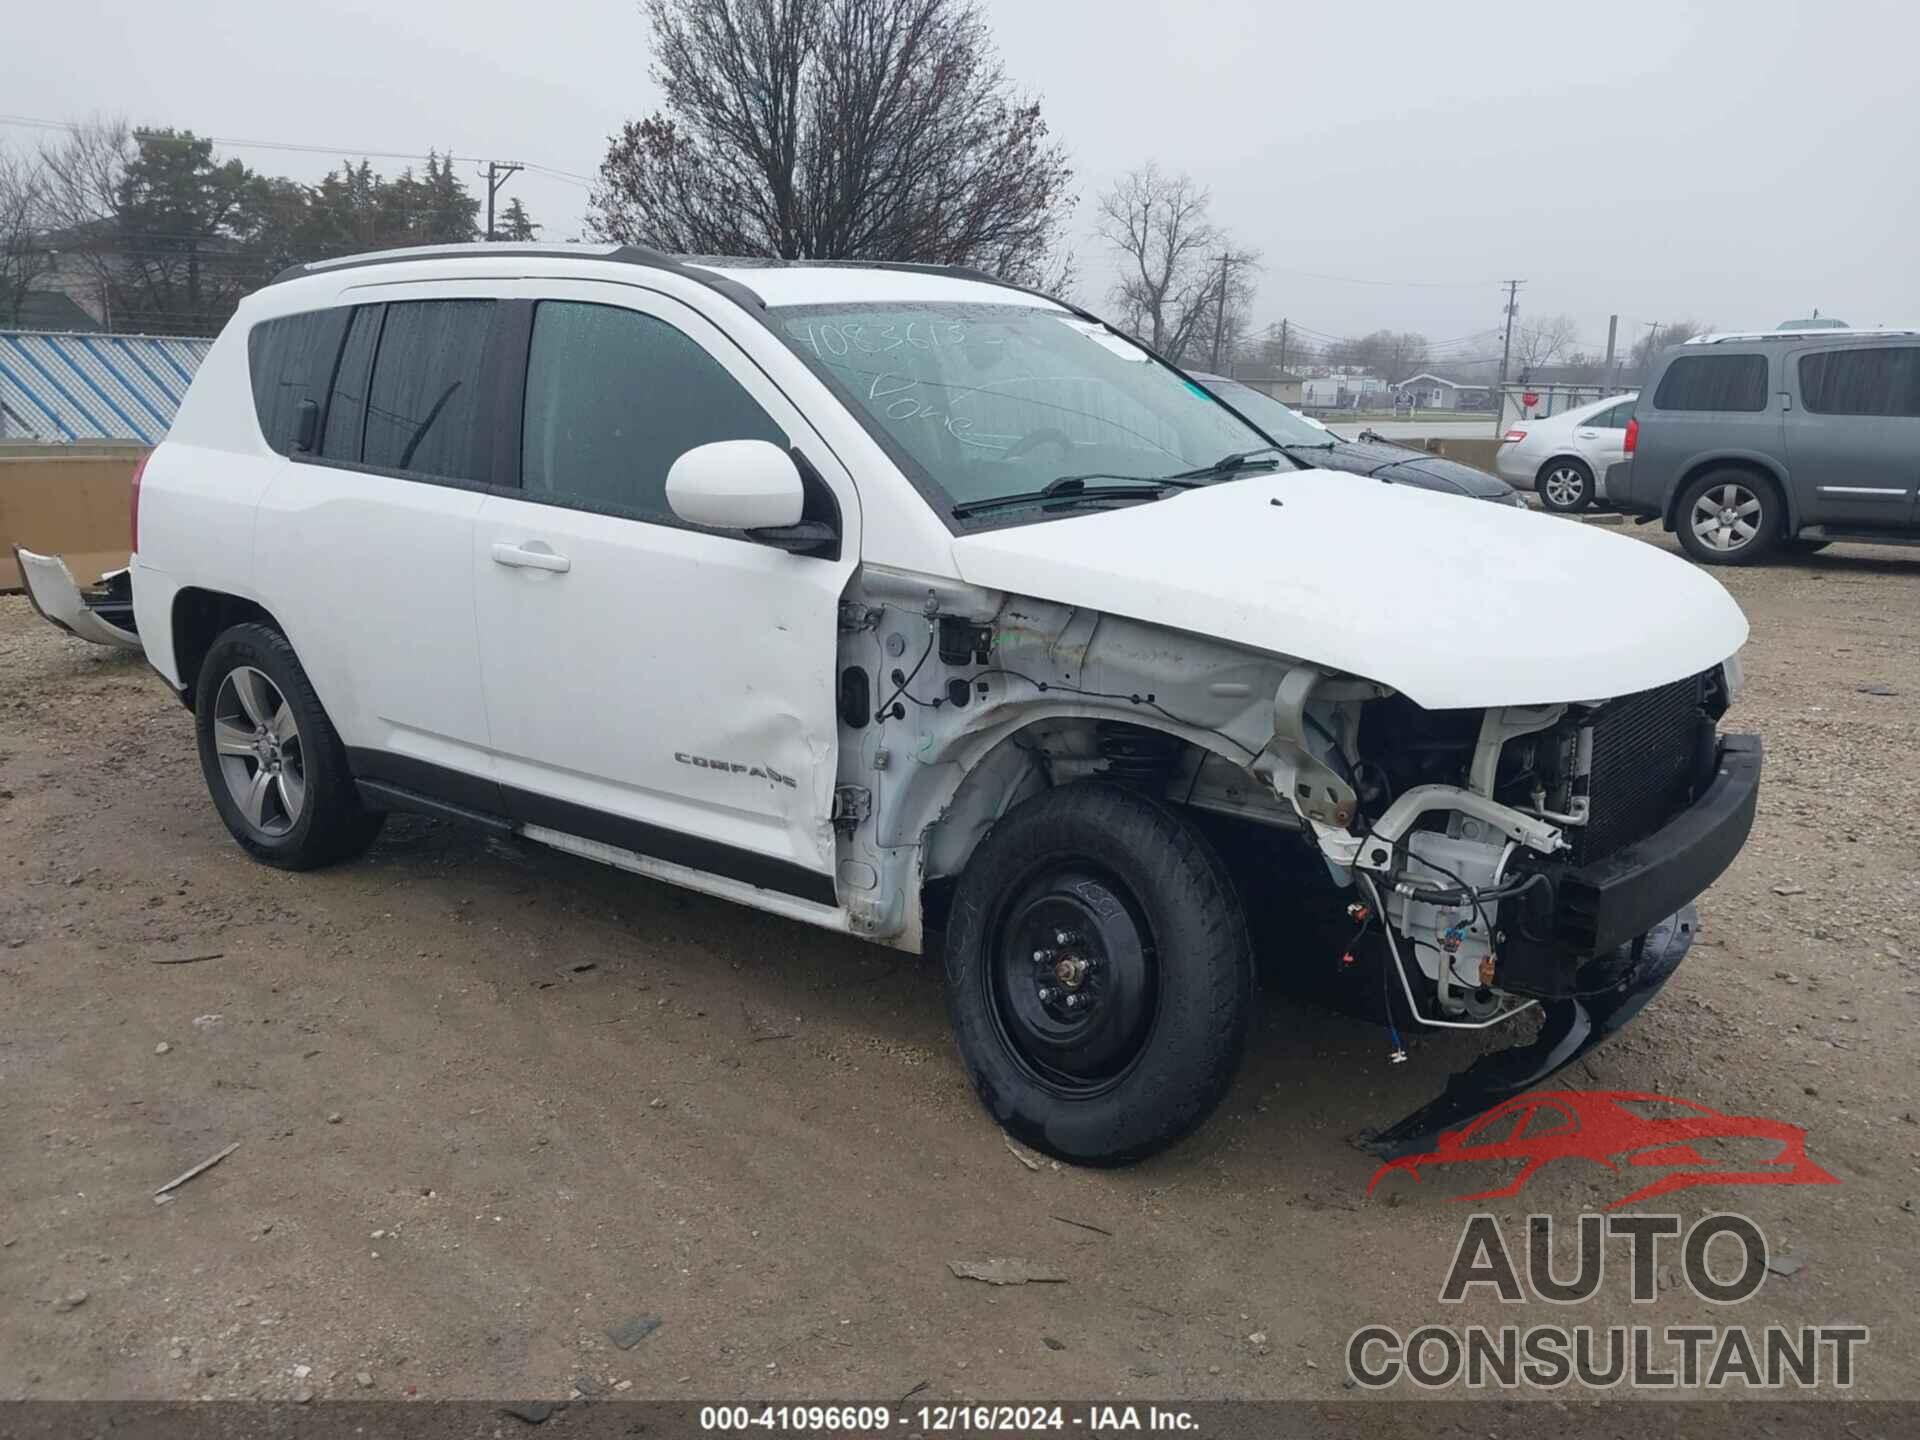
(7, 0), (1915, 362)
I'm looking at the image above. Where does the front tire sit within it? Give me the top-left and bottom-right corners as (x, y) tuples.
(194, 623), (383, 869)
(1536, 458), (1595, 513)
(1675, 469), (1780, 565)
(943, 783), (1253, 1166)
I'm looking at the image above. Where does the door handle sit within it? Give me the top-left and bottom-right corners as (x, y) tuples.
(1576, 429), (1600, 438)
(491, 541), (571, 573)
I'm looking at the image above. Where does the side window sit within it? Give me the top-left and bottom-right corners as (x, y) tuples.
(247, 310), (346, 454)
(1652, 353), (1769, 412)
(320, 305), (382, 462)
(521, 300), (785, 522)
(362, 300), (495, 481)
(1588, 402), (1628, 429)
(1799, 347), (1920, 417)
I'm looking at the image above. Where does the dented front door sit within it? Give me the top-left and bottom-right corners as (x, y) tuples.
(470, 281), (857, 902)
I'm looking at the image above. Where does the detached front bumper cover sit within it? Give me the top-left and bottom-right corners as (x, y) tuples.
(1360, 733), (1762, 1160)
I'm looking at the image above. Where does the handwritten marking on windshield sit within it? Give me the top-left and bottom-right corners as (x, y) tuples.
(868, 369), (981, 439)
(789, 319), (970, 359)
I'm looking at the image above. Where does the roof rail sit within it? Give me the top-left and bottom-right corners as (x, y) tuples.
(266, 241), (776, 317)
(1684, 327), (1920, 345)
(264, 242), (1098, 344)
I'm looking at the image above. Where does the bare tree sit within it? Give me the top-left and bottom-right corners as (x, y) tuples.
(588, 0), (1075, 286)
(35, 117), (132, 324)
(1324, 329), (1428, 379)
(1257, 320), (1311, 372)
(1380, 330), (1428, 380)
(1097, 164), (1257, 365)
(0, 144), (55, 325)
(1192, 247), (1261, 371)
(1511, 312), (1580, 376)
(1630, 319), (1709, 376)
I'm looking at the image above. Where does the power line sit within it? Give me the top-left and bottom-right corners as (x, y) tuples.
(1281, 321), (1504, 354)
(1260, 263), (1495, 291)
(0, 112), (597, 187)
(522, 162), (595, 188)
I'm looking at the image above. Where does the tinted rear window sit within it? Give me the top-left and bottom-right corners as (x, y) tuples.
(1653, 353), (1769, 412)
(1799, 346), (1920, 417)
(362, 300), (495, 481)
(320, 305), (383, 462)
(247, 310), (346, 453)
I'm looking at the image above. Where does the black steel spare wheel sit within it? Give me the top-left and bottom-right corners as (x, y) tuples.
(945, 782), (1253, 1166)
(989, 868), (1158, 1092)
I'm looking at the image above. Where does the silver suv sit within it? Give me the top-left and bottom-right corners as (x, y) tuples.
(1610, 330), (1920, 563)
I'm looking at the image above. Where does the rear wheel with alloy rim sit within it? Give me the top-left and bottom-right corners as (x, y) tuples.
(944, 782), (1253, 1165)
(1675, 469), (1780, 565)
(1536, 458), (1595, 513)
(195, 623), (384, 868)
(212, 666), (306, 836)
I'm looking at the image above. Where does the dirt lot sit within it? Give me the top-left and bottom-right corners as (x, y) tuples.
(3, 529), (1918, 1409)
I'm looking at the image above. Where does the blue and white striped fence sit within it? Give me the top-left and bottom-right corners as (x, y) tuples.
(0, 330), (211, 445)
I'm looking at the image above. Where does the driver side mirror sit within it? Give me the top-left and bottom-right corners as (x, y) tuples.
(665, 440), (839, 558)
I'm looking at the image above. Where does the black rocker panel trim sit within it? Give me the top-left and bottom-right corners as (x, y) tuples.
(345, 748), (837, 907)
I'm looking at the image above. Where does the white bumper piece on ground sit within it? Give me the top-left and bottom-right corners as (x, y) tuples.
(12, 548), (142, 651)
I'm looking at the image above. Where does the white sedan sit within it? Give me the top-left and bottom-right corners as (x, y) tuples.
(1495, 392), (1637, 513)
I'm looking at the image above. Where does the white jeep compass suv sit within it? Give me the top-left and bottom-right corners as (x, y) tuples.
(130, 243), (1760, 1164)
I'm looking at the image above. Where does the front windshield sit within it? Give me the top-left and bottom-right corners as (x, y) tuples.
(1205, 377), (1341, 447)
(776, 302), (1276, 523)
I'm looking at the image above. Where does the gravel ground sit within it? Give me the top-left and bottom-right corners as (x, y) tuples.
(2, 529), (1917, 1410)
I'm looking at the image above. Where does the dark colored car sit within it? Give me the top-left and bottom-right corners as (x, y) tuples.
(1189, 371), (1525, 506)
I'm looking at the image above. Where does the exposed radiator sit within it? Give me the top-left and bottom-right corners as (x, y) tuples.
(1575, 672), (1709, 864)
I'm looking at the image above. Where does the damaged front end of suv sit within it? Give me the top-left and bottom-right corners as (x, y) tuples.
(834, 516), (1758, 1163)
(1295, 659), (1758, 1154)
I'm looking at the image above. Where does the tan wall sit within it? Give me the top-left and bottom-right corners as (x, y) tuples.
(0, 449), (144, 592)
(1398, 436), (1503, 474)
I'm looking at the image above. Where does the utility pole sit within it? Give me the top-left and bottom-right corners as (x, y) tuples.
(1603, 313), (1618, 374)
(1640, 320), (1661, 379)
(1277, 317), (1289, 374)
(1209, 252), (1231, 372)
(484, 160), (524, 241)
(1495, 279), (1524, 433)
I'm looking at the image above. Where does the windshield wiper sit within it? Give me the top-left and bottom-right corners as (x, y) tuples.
(951, 473), (1192, 519)
(1163, 447), (1285, 481)
(1283, 440), (1338, 451)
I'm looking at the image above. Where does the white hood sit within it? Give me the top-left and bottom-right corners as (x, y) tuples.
(949, 470), (1748, 710)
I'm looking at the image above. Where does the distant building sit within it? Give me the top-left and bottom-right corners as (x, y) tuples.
(1391, 372), (1493, 411)
(1225, 363), (1304, 406)
(0, 330), (210, 443)
(1300, 371), (1388, 409)
(6, 291), (102, 333)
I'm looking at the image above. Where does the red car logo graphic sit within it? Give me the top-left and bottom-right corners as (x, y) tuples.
(1367, 1090), (1838, 1209)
